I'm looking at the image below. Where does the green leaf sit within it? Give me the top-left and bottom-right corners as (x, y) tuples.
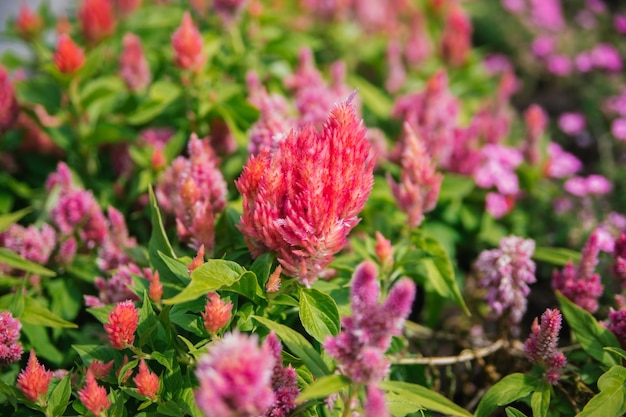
(438, 174), (475, 201)
(605, 347), (626, 361)
(0, 208), (31, 232)
(505, 407), (529, 417)
(297, 375), (350, 402)
(385, 392), (423, 417)
(163, 260), (246, 304)
(0, 248), (55, 277)
(47, 372), (72, 417)
(474, 373), (538, 417)
(534, 247), (581, 266)
(347, 74), (392, 118)
(157, 251), (190, 286)
(557, 292), (619, 366)
(225, 271), (263, 300)
(380, 380), (473, 417)
(531, 380), (550, 417)
(21, 296), (77, 328)
(148, 186), (179, 285)
(299, 288), (340, 344)
(577, 366), (626, 417)
(72, 345), (123, 366)
(127, 81), (181, 125)
(252, 315), (329, 378)
(250, 253), (274, 290)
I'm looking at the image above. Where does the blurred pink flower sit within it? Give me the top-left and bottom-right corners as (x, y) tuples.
(575, 52), (593, 73)
(440, 5), (472, 67)
(78, 371), (111, 416)
(529, 0), (565, 30)
(545, 143), (582, 179)
(364, 385), (390, 417)
(54, 35), (85, 74)
(474, 144), (522, 195)
(172, 12), (205, 71)
(0, 66), (19, 135)
(501, 0), (525, 13)
(88, 359), (114, 380)
(590, 43), (623, 72)
(485, 192), (515, 219)
(79, 0), (116, 45)
(614, 232), (626, 289)
(564, 175), (612, 196)
(483, 54), (512, 74)
(524, 104), (547, 164)
(557, 112), (586, 135)
(15, 3), (43, 40)
(112, 0), (142, 17)
(17, 350), (51, 403)
(385, 41), (406, 93)
(0, 224), (56, 267)
(614, 14), (626, 34)
(0, 311), (23, 367)
(236, 99), (374, 286)
(119, 33), (151, 92)
(263, 332), (299, 417)
(546, 55), (572, 76)
(214, 0), (247, 24)
(607, 307), (626, 347)
(531, 36), (555, 58)
(612, 118), (626, 140)
(524, 309), (567, 384)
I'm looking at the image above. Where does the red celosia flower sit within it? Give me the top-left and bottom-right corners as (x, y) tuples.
(104, 300), (139, 349)
(54, 35), (85, 74)
(188, 244), (205, 274)
(78, 370), (111, 416)
(133, 359), (159, 399)
(236, 98), (374, 286)
(88, 360), (114, 380)
(17, 350), (52, 404)
(375, 231), (394, 271)
(15, 3), (43, 40)
(0, 66), (19, 135)
(202, 293), (233, 334)
(79, 0), (116, 45)
(440, 4), (472, 66)
(112, 0), (142, 17)
(171, 12), (205, 71)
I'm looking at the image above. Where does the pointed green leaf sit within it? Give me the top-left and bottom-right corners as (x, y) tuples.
(577, 366), (626, 417)
(0, 207), (31, 232)
(47, 372), (72, 416)
(531, 380), (550, 417)
(299, 288), (340, 344)
(380, 380), (473, 417)
(534, 247), (581, 266)
(475, 373), (538, 417)
(21, 296), (77, 328)
(148, 186), (178, 285)
(505, 407), (529, 417)
(0, 248), (55, 277)
(298, 375), (350, 402)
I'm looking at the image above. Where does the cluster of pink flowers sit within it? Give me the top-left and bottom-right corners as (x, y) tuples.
(544, 143), (582, 179)
(324, 261), (415, 385)
(474, 236), (536, 327)
(613, 232), (626, 289)
(236, 99), (374, 285)
(0, 224), (56, 273)
(156, 134), (227, 252)
(0, 66), (19, 135)
(0, 311), (23, 367)
(564, 174), (612, 197)
(523, 308), (567, 384)
(263, 332), (299, 417)
(552, 231), (604, 313)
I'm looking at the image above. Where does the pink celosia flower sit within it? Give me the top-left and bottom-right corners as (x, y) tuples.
(0, 66), (19, 135)
(54, 35), (85, 74)
(79, 370), (111, 416)
(474, 144), (522, 195)
(387, 123), (443, 228)
(485, 192), (515, 219)
(133, 359), (159, 399)
(17, 350), (52, 404)
(553, 231), (603, 313)
(483, 54), (512, 74)
(531, 35), (555, 58)
(375, 231), (394, 270)
(529, 0), (565, 30)
(614, 233), (626, 289)
(15, 3), (43, 40)
(149, 270), (163, 303)
(523, 104), (547, 164)
(385, 41), (406, 93)
(202, 293), (233, 334)
(263, 332), (299, 417)
(608, 307), (626, 347)
(79, 0), (116, 45)
(195, 332), (276, 417)
(85, 264), (142, 308)
(157, 134), (227, 252)
(524, 309), (567, 384)
(236, 98), (374, 286)
(111, 0), (142, 17)
(0, 311), (23, 367)
(501, 0), (525, 13)
(171, 12), (205, 72)
(612, 118), (626, 140)
(364, 385), (390, 417)
(104, 300), (139, 349)
(590, 43), (623, 72)
(615, 14), (626, 34)
(557, 112), (586, 135)
(474, 236), (536, 326)
(0, 224), (56, 267)
(119, 33), (151, 92)
(324, 261), (416, 384)
(547, 55), (572, 76)
(545, 143), (582, 179)
(440, 5), (472, 67)
(266, 266), (282, 293)
(405, 14), (432, 67)
(575, 52), (593, 73)
(88, 359), (114, 380)
(214, 0), (247, 24)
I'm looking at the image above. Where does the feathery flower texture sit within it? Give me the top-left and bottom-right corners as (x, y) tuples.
(79, 0), (116, 45)
(263, 332), (299, 417)
(202, 293), (233, 334)
(78, 371), (111, 417)
(523, 309), (567, 384)
(172, 12), (205, 71)
(324, 261), (416, 384)
(119, 33), (151, 92)
(54, 35), (85, 75)
(0, 66), (19, 135)
(236, 98), (374, 285)
(17, 350), (52, 404)
(474, 235), (536, 326)
(104, 300), (139, 350)
(0, 311), (23, 367)
(133, 359), (159, 400)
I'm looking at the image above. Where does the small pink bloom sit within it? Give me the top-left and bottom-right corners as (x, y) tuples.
(15, 3), (43, 40)
(483, 54), (512, 74)
(79, 0), (116, 45)
(78, 371), (111, 416)
(266, 266), (282, 293)
(612, 118), (626, 140)
(564, 176), (588, 197)
(586, 174), (612, 195)
(524, 104), (547, 164)
(54, 35), (85, 74)
(575, 52), (593, 73)
(375, 231), (394, 270)
(545, 143), (581, 179)
(547, 55), (572, 76)
(264, 332), (299, 416)
(133, 359), (159, 399)
(202, 293), (233, 334)
(614, 14), (626, 34)
(0, 66), (20, 135)
(501, 0), (525, 13)
(558, 112), (586, 135)
(364, 385), (390, 417)
(104, 300), (139, 349)
(0, 311), (22, 367)
(524, 309), (566, 384)
(88, 360), (114, 380)
(590, 43), (623, 72)
(171, 12), (205, 72)
(485, 192), (514, 219)
(17, 350), (52, 404)
(119, 33), (151, 92)
(531, 36), (555, 58)
(529, 0), (565, 30)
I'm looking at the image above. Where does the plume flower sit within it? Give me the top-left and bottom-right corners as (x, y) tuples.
(545, 143), (582, 179)
(440, 5), (472, 66)
(54, 35), (85, 74)
(195, 332), (276, 417)
(201, 293), (233, 334)
(104, 300), (139, 349)
(171, 12), (205, 72)
(375, 231), (394, 271)
(79, 0), (116, 45)
(524, 309), (567, 384)
(607, 307), (626, 347)
(324, 261), (415, 384)
(119, 33), (151, 92)
(0, 311), (23, 367)
(387, 123), (443, 228)
(474, 236), (536, 327)
(0, 66), (19, 135)
(263, 332), (299, 417)
(523, 104), (547, 165)
(364, 385), (390, 417)
(614, 233), (626, 289)
(236, 98), (374, 286)
(15, 3), (43, 40)
(133, 359), (159, 400)
(17, 350), (52, 404)
(78, 370), (111, 417)
(88, 360), (114, 380)
(149, 270), (163, 303)
(0, 224), (56, 268)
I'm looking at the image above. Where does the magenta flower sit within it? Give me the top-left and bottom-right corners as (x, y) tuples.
(557, 112), (586, 135)
(440, 5), (472, 67)
(236, 99), (374, 286)
(388, 123), (443, 228)
(195, 332), (276, 417)
(608, 307), (626, 347)
(611, 118), (626, 141)
(531, 36), (555, 58)
(263, 332), (299, 417)
(615, 14), (626, 34)
(614, 232), (626, 289)
(553, 231), (603, 313)
(575, 52), (593, 73)
(547, 55), (572, 76)
(564, 175), (612, 197)
(474, 236), (536, 326)
(590, 44), (623, 72)
(485, 192), (514, 219)
(119, 33), (151, 92)
(0, 66), (19, 135)
(324, 261), (415, 384)
(474, 144), (522, 195)
(545, 143), (582, 179)
(364, 385), (390, 417)
(501, 0), (525, 13)
(523, 104), (547, 164)
(0, 311), (23, 367)
(529, 0), (565, 30)
(524, 309), (567, 384)
(0, 224), (56, 267)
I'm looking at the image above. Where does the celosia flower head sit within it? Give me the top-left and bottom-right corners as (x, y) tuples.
(133, 359), (159, 399)
(364, 385), (390, 417)
(119, 33), (151, 92)
(195, 332), (276, 417)
(558, 112), (586, 135)
(523, 309), (567, 384)
(614, 233), (626, 289)
(16, 3), (43, 40)
(88, 359), (114, 380)
(263, 332), (299, 417)
(0, 66), (19, 135)
(54, 35), (85, 74)
(474, 236), (536, 326)
(0, 311), (23, 367)
(523, 104), (547, 165)
(440, 4), (472, 67)
(112, 0), (142, 17)
(172, 12), (205, 71)
(545, 143), (582, 179)
(79, 370), (111, 417)
(236, 98), (374, 286)
(104, 300), (139, 349)
(79, 0), (116, 45)
(202, 293), (233, 334)
(17, 350), (52, 404)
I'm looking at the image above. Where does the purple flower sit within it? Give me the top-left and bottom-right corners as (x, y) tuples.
(263, 332), (299, 417)
(575, 52), (593, 73)
(324, 261), (415, 384)
(531, 36), (555, 58)
(614, 14), (626, 34)
(0, 311), (22, 367)
(474, 144), (522, 195)
(547, 55), (572, 76)
(529, 0), (565, 30)
(474, 236), (536, 325)
(524, 309), (566, 384)
(485, 192), (514, 219)
(612, 118), (626, 141)
(195, 332), (276, 417)
(545, 143), (582, 178)
(557, 112), (586, 135)
(613, 232), (626, 289)
(564, 175), (612, 197)
(590, 44), (623, 72)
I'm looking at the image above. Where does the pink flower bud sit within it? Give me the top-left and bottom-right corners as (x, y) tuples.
(15, 3), (43, 40)
(202, 293), (233, 334)
(17, 350), (51, 404)
(54, 35), (85, 74)
(524, 309), (566, 384)
(104, 300), (139, 349)
(119, 33), (151, 92)
(133, 359), (159, 399)
(79, 0), (116, 45)
(171, 12), (205, 71)
(0, 66), (19, 135)
(78, 370), (111, 416)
